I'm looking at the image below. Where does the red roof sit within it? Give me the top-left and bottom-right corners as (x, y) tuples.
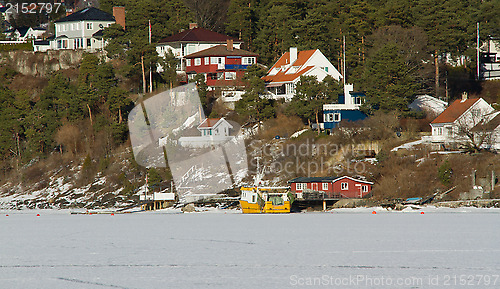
(268, 50), (316, 72)
(198, 118), (222, 128)
(262, 66), (315, 83)
(431, 98), (480, 124)
(185, 45), (258, 58)
(158, 28), (240, 44)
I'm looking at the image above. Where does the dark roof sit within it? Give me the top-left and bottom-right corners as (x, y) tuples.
(158, 27), (240, 44)
(473, 112), (500, 132)
(185, 45), (258, 58)
(16, 27), (29, 37)
(55, 7), (114, 23)
(288, 177), (340, 183)
(92, 29), (104, 38)
(34, 40), (49, 45)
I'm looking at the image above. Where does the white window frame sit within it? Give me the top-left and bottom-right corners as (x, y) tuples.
(194, 58), (201, 66)
(325, 113), (334, 122)
(322, 183), (328, 190)
(296, 183), (306, 191)
(362, 185), (369, 192)
(341, 182), (348, 190)
(225, 71), (236, 80)
(334, 113), (341, 122)
(204, 57), (210, 65)
(86, 23), (92, 30)
(186, 59), (191, 66)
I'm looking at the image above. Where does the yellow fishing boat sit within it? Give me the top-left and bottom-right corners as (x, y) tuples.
(239, 186), (292, 214)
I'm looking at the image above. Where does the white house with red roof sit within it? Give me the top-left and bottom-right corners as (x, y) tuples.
(156, 24), (242, 72)
(178, 117), (234, 148)
(262, 47), (342, 101)
(430, 93), (496, 144)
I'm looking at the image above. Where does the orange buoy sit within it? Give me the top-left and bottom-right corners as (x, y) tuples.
(420, 211), (425, 214)
(36, 214), (40, 217)
(372, 211), (377, 214)
(111, 213), (114, 216)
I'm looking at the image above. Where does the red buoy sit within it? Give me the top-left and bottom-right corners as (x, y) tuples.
(36, 214), (40, 217)
(372, 211), (377, 214)
(6, 214), (9, 217)
(111, 213), (114, 216)
(420, 211), (425, 214)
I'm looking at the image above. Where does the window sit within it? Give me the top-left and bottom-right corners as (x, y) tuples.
(70, 23), (74, 30)
(324, 67), (328, 72)
(243, 57), (255, 65)
(325, 113), (334, 122)
(296, 183), (306, 190)
(354, 97), (363, 105)
(322, 183), (328, 190)
(87, 38), (91, 47)
(186, 59), (191, 66)
(225, 72), (236, 80)
(447, 127), (453, 137)
(341, 182), (348, 190)
(437, 127), (443, 136)
(210, 57), (218, 64)
(204, 57), (210, 65)
(334, 113), (341, 122)
(194, 58), (201, 66)
(362, 185), (369, 192)
(86, 23), (92, 30)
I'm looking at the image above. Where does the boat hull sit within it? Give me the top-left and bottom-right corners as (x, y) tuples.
(239, 200), (262, 213)
(239, 200), (291, 214)
(263, 201), (291, 213)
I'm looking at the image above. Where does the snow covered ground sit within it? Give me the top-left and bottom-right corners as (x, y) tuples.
(1, 208), (500, 288)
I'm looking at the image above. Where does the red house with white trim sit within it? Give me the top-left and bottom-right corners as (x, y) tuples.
(184, 42), (258, 87)
(288, 176), (373, 199)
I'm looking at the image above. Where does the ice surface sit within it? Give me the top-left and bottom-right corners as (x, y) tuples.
(1, 209), (500, 288)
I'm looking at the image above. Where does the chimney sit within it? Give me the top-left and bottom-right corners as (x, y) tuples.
(227, 39), (233, 51)
(461, 91), (468, 102)
(290, 47), (298, 65)
(344, 83), (354, 105)
(189, 23), (198, 29)
(113, 7), (126, 30)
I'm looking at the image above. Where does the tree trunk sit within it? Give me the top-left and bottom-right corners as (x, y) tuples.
(141, 55), (146, 94)
(434, 50), (439, 99)
(315, 110), (320, 135)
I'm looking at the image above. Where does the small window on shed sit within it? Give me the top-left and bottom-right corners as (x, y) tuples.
(322, 183), (328, 190)
(341, 182), (348, 190)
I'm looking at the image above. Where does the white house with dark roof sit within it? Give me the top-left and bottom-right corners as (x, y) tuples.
(262, 47), (342, 101)
(34, 7), (124, 51)
(156, 23), (242, 72)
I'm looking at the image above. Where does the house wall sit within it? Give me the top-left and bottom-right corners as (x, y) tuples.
(332, 178), (371, 198)
(290, 178), (372, 199)
(185, 55), (254, 86)
(323, 109), (367, 129)
(302, 50), (342, 81)
(157, 42), (242, 59)
(55, 20), (113, 39)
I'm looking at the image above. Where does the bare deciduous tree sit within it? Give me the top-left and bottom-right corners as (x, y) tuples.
(182, 0), (230, 32)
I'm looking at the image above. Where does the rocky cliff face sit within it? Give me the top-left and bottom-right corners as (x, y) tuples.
(0, 50), (104, 77)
